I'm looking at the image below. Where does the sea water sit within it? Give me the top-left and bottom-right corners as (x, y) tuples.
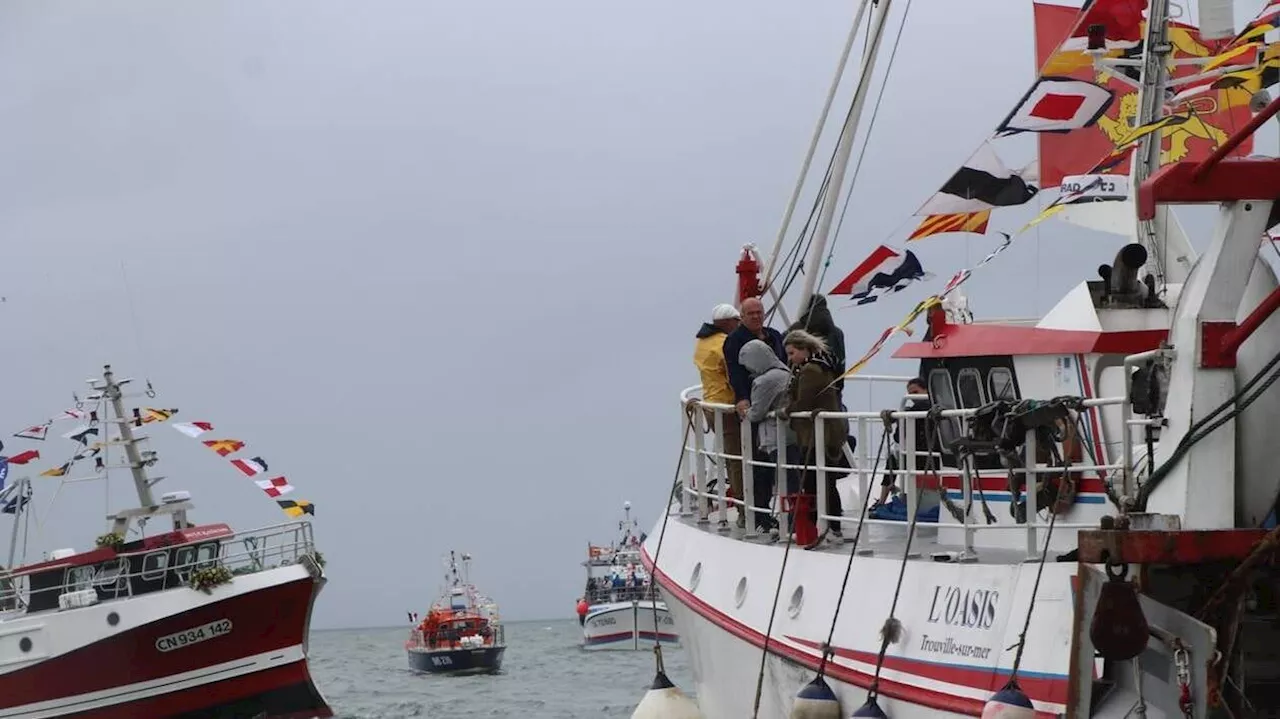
(310, 619), (693, 718)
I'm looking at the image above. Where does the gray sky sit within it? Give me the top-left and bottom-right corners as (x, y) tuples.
(0, 0), (1270, 628)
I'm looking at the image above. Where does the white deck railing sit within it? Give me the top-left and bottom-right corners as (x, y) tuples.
(0, 521), (319, 613)
(680, 374), (1136, 559)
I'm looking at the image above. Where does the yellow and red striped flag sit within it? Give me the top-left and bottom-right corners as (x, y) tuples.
(907, 211), (990, 241)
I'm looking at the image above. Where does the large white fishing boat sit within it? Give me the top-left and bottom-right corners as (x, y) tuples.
(579, 502), (678, 650)
(641, 0), (1280, 716)
(0, 365), (330, 717)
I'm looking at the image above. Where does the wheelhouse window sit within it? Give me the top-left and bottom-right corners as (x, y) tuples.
(94, 559), (126, 592)
(66, 565), (95, 593)
(956, 368), (986, 409)
(174, 546), (197, 582)
(927, 369), (957, 409)
(989, 367), (1018, 400)
(195, 542), (219, 570)
(141, 551), (169, 581)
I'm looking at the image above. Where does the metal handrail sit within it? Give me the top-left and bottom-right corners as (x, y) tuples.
(679, 387), (1130, 556)
(0, 521), (318, 610)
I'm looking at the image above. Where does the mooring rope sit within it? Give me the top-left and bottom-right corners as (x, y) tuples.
(816, 431), (890, 678)
(752, 441), (816, 718)
(866, 420), (941, 702)
(1006, 439), (1070, 683)
(643, 403), (697, 676)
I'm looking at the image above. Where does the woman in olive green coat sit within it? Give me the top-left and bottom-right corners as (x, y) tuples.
(783, 329), (848, 540)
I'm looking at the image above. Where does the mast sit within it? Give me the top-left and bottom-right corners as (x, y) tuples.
(796, 0), (896, 315)
(1130, 0), (1174, 283)
(760, 0), (875, 289)
(96, 364), (156, 508)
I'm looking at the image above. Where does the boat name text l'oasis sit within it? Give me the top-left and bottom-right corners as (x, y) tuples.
(926, 585), (998, 630)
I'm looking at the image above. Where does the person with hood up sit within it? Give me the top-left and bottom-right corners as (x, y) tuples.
(692, 303), (742, 511)
(739, 339), (792, 537)
(789, 293), (847, 393)
(782, 329), (849, 542)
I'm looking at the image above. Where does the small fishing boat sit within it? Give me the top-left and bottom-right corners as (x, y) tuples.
(579, 502), (678, 650)
(405, 551), (505, 675)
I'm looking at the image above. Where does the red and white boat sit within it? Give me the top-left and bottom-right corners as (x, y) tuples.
(0, 365), (331, 718)
(643, 0), (1280, 716)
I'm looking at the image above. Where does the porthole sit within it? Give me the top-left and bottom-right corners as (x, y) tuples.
(107, 612), (120, 627)
(18, 637), (31, 653)
(787, 585), (804, 618)
(690, 562), (702, 591)
(734, 577), (748, 608)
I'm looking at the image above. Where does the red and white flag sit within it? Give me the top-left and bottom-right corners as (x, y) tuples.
(997, 77), (1114, 135)
(230, 456), (269, 477)
(255, 476), (295, 498)
(13, 423), (49, 441)
(173, 421), (215, 438)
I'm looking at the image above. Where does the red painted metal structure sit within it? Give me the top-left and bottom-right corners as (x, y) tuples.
(735, 247), (762, 304)
(1086, 86), (1280, 613)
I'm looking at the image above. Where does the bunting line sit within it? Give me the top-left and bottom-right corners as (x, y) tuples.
(169, 422), (315, 518)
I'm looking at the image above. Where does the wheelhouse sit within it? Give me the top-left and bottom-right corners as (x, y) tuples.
(16, 523), (234, 613)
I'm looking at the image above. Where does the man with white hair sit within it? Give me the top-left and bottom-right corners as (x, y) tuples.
(694, 303), (742, 511)
(721, 296), (785, 528)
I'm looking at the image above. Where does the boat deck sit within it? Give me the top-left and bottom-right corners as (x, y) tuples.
(683, 502), (1075, 567)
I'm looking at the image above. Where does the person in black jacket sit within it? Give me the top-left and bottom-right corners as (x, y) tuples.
(875, 377), (931, 509)
(789, 294), (846, 392)
(721, 297), (785, 528)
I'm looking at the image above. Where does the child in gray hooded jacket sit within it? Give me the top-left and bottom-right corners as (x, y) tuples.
(738, 339), (795, 536)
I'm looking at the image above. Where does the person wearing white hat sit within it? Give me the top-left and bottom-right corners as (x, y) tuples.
(693, 304), (741, 513)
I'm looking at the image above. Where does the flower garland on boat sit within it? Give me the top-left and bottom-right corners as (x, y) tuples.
(189, 565), (233, 593)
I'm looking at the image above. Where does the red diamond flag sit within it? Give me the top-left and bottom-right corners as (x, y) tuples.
(996, 77), (1114, 135)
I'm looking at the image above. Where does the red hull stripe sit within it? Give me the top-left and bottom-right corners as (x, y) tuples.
(891, 325), (1166, 359)
(786, 637), (1068, 703)
(585, 631), (678, 645)
(641, 547), (1063, 718)
(63, 660), (331, 719)
(934, 474), (1107, 494)
(0, 577), (318, 709)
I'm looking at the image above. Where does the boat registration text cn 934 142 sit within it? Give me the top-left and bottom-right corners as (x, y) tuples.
(155, 619), (233, 652)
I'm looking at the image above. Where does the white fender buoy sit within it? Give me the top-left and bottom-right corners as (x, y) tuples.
(850, 696), (888, 717)
(790, 675), (841, 719)
(981, 681), (1034, 719)
(631, 670), (703, 719)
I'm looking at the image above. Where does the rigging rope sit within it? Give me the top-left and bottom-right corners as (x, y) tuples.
(824, 0), (917, 294)
(643, 405), (697, 676)
(751, 443), (815, 719)
(866, 426), (936, 701)
(816, 431), (890, 678)
(1006, 449), (1068, 683)
(866, 480), (925, 702)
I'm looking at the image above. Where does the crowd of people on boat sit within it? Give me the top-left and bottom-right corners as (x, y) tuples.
(692, 294), (932, 544)
(579, 562), (654, 609)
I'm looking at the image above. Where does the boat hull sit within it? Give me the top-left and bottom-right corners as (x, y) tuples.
(406, 646), (506, 675)
(643, 517), (1073, 718)
(581, 600), (679, 651)
(0, 563), (331, 719)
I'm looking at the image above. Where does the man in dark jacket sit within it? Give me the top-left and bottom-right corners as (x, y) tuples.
(721, 296), (785, 528)
(875, 377), (931, 509)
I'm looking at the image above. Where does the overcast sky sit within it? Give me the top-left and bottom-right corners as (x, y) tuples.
(0, 0), (1273, 628)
